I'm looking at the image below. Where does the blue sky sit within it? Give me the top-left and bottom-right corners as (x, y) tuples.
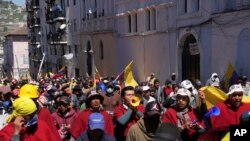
(11, 0), (25, 7)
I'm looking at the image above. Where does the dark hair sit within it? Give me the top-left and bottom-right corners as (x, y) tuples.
(154, 79), (160, 84)
(121, 86), (134, 97)
(114, 85), (120, 91)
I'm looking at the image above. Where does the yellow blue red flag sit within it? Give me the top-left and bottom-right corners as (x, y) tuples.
(200, 86), (250, 109)
(224, 63), (239, 90)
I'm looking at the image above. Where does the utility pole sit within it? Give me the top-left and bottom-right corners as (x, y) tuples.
(37, 53), (46, 80)
(14, 55), (20, 80)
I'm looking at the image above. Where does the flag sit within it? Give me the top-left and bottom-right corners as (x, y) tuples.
(52, 66), (66, 79)
(224, 63), (239, 90)
(124, 61), (138, 87)
(115, 61), (139, 88)
(200, 86), (250, 109)
(93, 67), (101, 88)
(48, 72), (54, 78)
(95, 67), (101, 80)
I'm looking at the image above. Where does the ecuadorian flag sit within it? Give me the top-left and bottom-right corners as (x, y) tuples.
(224, 63), (239, 90)
(52, 66), (66, 79)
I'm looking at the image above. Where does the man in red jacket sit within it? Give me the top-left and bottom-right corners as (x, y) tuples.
(162, 88), (206, 141)
(0, 97), (60, 141)
(18, 84), (61, 140)
(209, 84), (250, 140)
(52, 96), (78, 140)
(70, 90), (114, 140)
(113, 86), (144, 141)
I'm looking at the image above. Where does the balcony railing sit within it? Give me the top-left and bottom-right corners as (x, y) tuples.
(30, 37), (40, 45)
(47, 30), (67, 45)
(45, 0), (55, 4)
(32, 0), (40, 9)
(28, 18), (40, 29)
(46, 5), (66, 24)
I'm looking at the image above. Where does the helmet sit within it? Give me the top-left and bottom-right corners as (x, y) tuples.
(19, 84), (39, 98)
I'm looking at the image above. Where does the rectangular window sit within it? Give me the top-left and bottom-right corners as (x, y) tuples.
(73, 0), (76, 5)
(184, 0), (188, 13)
(75, 68), (80, 77)
(68, 45), (71, 53)
(23, 55), (28, 64)
(73, 19), (77, 32)
(135, 14), (137, 32)
(100, 41), (104, 60)
(50, 46), (53, 55)
(128, 15), (132, 33)
(62, 45), (65, 55)
(67, 0), (69, 7)
(151, 9), (156, 30)
(54, 48), (57, 55)
(75, 45), (78, 56)
(145, 10), (150, 31)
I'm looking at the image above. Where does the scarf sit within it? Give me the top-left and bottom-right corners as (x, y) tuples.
(176, 107), (191, 128)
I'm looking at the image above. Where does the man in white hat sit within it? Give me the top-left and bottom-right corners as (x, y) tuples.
(142, 85), (156, 107)
(208, 84), (250, 140)
(162, 88), (207, 141)
(206, 73), (220, 87)
(180, 80), (199, 109)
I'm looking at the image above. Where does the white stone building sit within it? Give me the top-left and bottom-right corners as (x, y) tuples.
(26, 0), (250, 85)
(116, 0), (250, 85)
(3, 27), (29, 80)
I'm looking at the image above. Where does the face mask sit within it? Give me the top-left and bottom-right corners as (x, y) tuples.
(2, 101), (11, 108)
(107, 88), (113, 93)
(25, 114), (38, 127)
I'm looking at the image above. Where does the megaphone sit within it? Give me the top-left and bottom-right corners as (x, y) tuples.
(130, 96), (140, 107)
(205, 106), (220, 117)
(192, 106), (220, 124)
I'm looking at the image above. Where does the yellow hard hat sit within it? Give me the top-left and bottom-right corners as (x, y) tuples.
(6, 97), (37, 123)
(19, 84), (39, 98)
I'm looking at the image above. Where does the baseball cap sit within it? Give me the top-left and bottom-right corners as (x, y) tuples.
(145, 101), (161, 116)
(175, 88), (191, 100)
(227, 84), (244, 96)
(58, 96), (71, 105)
(88, 113), (105, 130)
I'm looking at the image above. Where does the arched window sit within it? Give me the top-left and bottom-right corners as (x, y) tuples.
(151, 8), (156, 30)
(145, 10), (150, 31)
(128, 14), (132, 33)
(100, 41), (104, 60)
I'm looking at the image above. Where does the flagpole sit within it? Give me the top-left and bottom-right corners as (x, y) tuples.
(114, 61), (133, 81)
(37, 53), (46, 80)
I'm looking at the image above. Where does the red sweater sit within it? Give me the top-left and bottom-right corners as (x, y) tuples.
(162, 106), (205, 138)
(211, 101), (250, 131)
(70, 108), (114, 139)
(38, 107), (61, 140)
(113, 104), (144, 136)
(0, 120), (61, 141)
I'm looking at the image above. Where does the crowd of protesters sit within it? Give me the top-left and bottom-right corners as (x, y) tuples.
(0, 72), (250, 141)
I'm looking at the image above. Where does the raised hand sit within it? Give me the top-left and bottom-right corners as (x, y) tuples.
(13, 116), (25, 135)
